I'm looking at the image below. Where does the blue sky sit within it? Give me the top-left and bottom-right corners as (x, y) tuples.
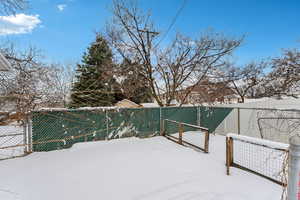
(0, 0), (299, 65)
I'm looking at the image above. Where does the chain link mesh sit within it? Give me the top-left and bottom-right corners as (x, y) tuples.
(31, 108), (162, 151)
(230, 136), (288, 185)
(0, 124), (25, 160)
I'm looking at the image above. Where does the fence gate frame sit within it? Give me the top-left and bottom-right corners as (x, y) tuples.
(0, 114), (32, 161)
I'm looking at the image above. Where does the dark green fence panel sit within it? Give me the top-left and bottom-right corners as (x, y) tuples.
(32, 106), (234, 152)
(200, 107), (233, 133)
(32, 111), (65, 152)
(107, 108), (161, 139)
(32, 110), (107, 151)
(161, 107), (198, 134)
(32, 108), (161, 151)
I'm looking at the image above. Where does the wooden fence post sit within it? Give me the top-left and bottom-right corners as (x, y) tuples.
(204, 130), (209, 153)
(226, 137), (234, 175)
(178, 123), (183, 144)
(226, 137), (230, 175)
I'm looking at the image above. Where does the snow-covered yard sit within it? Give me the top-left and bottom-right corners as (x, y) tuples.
(0, 132), (282, 200)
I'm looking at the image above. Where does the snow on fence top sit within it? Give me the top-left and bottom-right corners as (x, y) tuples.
(164, 119), (209, 131)
(38, 106), (119, 112)
(227, 133), (289, 150)
(216, 97), (300, 111)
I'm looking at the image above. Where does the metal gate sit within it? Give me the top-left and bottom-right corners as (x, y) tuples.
(0, 119), (31, 161)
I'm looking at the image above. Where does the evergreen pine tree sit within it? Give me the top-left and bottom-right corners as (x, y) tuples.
(69, 35), (123, 108)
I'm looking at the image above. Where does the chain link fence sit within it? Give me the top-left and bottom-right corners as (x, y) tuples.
(28, 106), (300, 152)
(0, 105), (298, 159)
(31, 107), (203, 151)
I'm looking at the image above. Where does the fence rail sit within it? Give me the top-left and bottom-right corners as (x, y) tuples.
(162, 119), (210, 153)
(0, 133), (23, 138)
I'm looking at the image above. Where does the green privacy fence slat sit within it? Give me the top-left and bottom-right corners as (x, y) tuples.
(31, 106), (233, 152)
(161, 107), (198, 134)
(32, 108), (161, 151)
(107, 108), (161, 139)
(199, 106), (233, 133)
(32, 110), (107, 151)
(32, 111), (64, 151)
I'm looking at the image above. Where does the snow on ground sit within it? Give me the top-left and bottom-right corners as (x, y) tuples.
(140, 103), (160, 108)
(0, 132), (282, 200)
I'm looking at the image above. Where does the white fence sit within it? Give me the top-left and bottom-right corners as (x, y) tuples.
(213, 107), (300, 144)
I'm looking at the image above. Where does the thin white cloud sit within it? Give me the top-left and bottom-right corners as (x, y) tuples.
(57, 4), (67, 11)
(0, 13), (41, 35)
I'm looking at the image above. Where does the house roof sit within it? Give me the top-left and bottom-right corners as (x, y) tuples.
(115, 99), (141, 108)
(0, 53), (11, 71)
(186, 80), (235, 98)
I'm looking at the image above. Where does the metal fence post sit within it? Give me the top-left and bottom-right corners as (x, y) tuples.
(160, 107), (163, 135)
(29, 117), (33, 152)
(237, 108), (240, 135)
(287, 134), (300, 200)
(23, 116), (28, 153)
(106, 110), (109, 140)
(197, 106), (200, 126)
(23, 114), (33, 153)
(161, 119), (165, 136)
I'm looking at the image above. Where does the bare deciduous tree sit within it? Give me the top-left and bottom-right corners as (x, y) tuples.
(46, 63), (75, 107)
(106, 0), (242, 106)
(1, 45), (50, 114)
(217, 61), (267, 103)
(0, 0), (27, 14)
(262, 49), (300, 98)
(0, 44), (74, 122)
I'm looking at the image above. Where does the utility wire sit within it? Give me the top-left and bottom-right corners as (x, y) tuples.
(154, 0), (188, 48)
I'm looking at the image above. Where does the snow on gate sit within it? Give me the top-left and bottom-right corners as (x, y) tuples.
(226, 133), (289, 185)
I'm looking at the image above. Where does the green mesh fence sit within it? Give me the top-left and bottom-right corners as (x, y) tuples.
(107, 108), (160, 139)
(32, 109), (108, 151)
(31, 106), (234, 152)
(161, 107), (198, 134)
(32, 108), (161, 151)
(163, 120), (200, 137)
